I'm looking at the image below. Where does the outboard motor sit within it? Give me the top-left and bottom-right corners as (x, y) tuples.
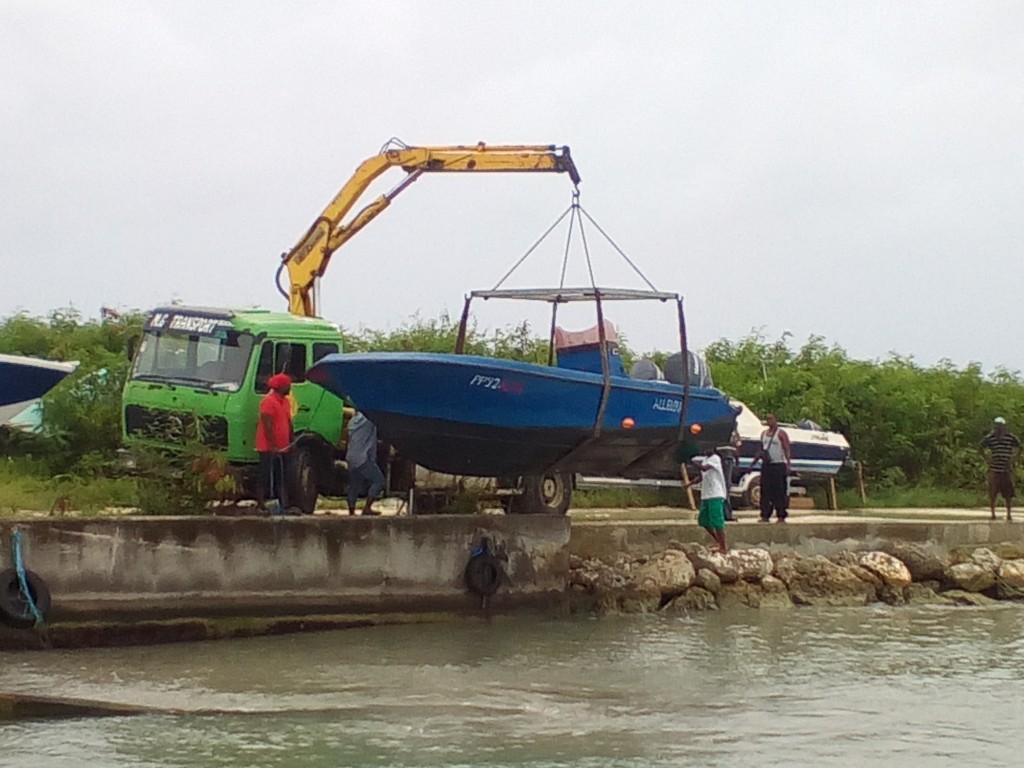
(664, 350), (714, 388)
(630, 358), (664, 381)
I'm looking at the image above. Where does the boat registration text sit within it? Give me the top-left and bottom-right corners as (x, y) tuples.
(469, 374), (524, 395)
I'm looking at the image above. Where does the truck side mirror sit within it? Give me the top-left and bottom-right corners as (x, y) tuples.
(126, 335), (139, 361)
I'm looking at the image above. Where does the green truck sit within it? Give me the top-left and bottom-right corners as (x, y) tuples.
(122, 305), (351, 513)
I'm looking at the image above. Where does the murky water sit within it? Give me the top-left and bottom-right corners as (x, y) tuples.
(2, 606), (1023, 767)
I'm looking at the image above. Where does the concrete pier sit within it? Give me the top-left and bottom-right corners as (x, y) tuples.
(3, 507), (1023, 649)
(0, 515), (570, 648)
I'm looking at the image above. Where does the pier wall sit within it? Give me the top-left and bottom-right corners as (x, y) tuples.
(0, 516), (569, 634)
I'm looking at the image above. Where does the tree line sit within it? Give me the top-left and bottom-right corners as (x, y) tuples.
(1, 309), (1017, 492)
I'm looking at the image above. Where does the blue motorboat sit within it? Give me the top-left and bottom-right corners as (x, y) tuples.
(0, 353), (78, 426)
(307, 287), (739, 479)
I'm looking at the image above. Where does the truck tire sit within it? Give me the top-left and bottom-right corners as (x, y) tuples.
(508, 471), (572, 515)
(287, 445), (319, 515)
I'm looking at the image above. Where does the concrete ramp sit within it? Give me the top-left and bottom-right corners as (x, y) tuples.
(0, 692), (156, 721)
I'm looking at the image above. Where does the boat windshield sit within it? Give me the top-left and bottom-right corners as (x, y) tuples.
(132, 328), (254, 392)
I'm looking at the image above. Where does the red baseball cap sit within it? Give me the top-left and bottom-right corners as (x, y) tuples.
(268, 373), (291, 390)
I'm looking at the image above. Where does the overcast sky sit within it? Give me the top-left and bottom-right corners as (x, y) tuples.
(3, 1), (1023, 370)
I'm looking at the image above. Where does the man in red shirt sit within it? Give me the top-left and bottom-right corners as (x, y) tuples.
(255, 373), (293, 512)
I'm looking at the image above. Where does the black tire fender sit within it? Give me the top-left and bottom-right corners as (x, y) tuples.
(0, 568), (51, 629)
(464, 552), (504, 597)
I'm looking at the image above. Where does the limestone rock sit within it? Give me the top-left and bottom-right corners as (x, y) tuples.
(848, 564), (882, 590)
(943, 589), (997, 607)
(771, 553), (802, 578)
(831, 551), (860, 569)
(970, 547), (1002, 573)
(993, 542), (1024, 560)
(946, 563), (996, 593)
(631, 549), (696, 598)
(694, 568), (722, 594)
(717, 581), (758, 609)
(686, 548), (739, 584)
(774, 555), (875, 607)
(664, 586), (718, 613)
(727, 548), (773, 582)
(877, 584), (906, 605)
(598, 584), (662, 615)
(997, 559), (1024, 590)
(758, 579), (794, 609)
(887, 542), (947, 582)
(857, 551), (913, 588)
(903, 583), (951, 605)
(569, 557), (619, 591)
(948, 546), (976, 565)
(717, 580), (792, 610)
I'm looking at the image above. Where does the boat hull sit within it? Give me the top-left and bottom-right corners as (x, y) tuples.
(308, 353), (738, 478)
(0, 354), (77, 425)
(736, 439), (850, 477)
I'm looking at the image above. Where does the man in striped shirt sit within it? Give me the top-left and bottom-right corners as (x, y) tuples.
(980, 417), (1021, 522)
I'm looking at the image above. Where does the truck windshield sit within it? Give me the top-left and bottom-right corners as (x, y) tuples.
(132, 329), (255, 392)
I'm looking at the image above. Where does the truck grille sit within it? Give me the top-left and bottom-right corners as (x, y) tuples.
(124, 405), (228, 449)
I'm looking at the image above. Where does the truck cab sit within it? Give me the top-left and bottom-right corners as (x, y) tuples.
(122, 306), (347, 512)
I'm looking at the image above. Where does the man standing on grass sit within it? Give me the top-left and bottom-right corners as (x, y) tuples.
(980, 416), (1020, 522)
(688, 448), (728, 554)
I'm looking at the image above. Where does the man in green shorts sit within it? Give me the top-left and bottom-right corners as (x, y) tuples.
(690, 448), (729, 554)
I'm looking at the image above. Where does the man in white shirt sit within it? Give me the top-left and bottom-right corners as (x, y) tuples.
(690, 448), (729, 554)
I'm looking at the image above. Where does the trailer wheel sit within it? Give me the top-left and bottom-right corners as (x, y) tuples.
(287, 445), (319, 515)
(509, 471), (572, 515)
(745, 481), (762, 510)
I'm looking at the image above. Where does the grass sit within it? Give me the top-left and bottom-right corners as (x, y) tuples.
(0, 458), (995, 516)
(835, 485), (986, 509)
(0, 459), (137, 515)
(571, 487), (685, 509)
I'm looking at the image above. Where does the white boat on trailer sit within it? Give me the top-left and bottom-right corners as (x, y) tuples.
(577, 399), (851, 507)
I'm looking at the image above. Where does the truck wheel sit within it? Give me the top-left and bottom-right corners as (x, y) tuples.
(509, 471), (572, 515)
(287, 446), (319, 515)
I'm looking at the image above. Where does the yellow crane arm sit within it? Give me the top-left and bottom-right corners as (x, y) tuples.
(279, 142), (581, 316)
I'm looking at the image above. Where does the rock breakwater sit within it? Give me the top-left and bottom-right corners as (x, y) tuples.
(569, 540), (1024, 614)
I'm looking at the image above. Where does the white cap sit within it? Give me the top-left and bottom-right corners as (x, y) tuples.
(994, 416), (1007, 424)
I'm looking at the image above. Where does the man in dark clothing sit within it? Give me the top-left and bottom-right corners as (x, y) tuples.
(345, 411), (386, 516)
(750, 413), (792, 523)
(980, 417), (1021, 522)
(717, 435), (741, 522)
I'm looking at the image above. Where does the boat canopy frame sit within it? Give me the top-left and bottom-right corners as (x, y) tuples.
(451, 192), (704, 475)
